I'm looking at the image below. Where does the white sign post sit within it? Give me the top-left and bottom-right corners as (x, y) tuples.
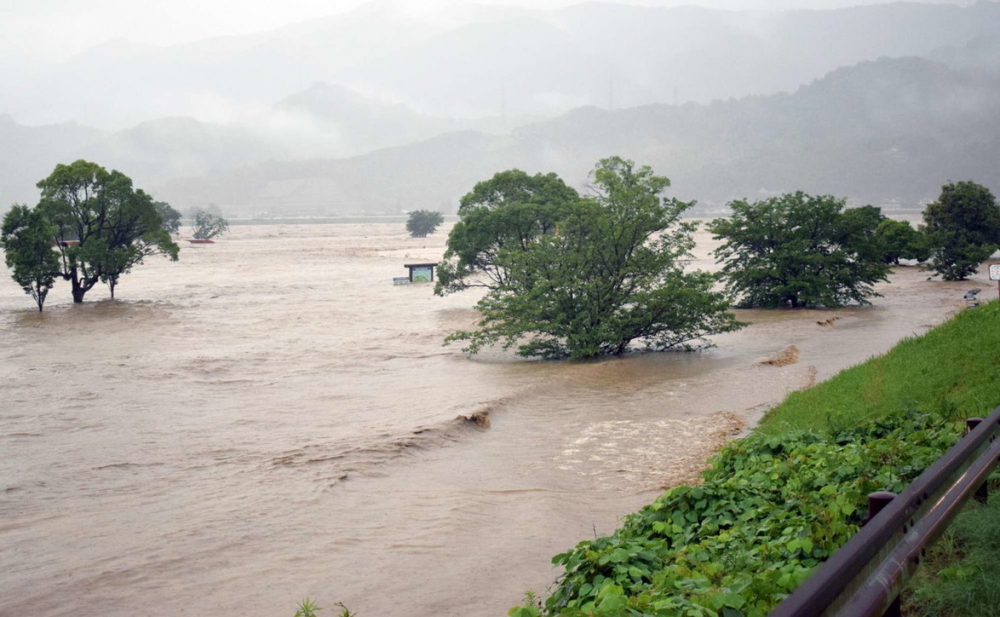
(990, 264), (1000, 301)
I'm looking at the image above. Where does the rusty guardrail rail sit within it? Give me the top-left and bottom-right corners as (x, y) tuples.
(770, 405), (1000, 617)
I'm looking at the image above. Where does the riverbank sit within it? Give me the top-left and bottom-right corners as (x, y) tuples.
(520, 300), (1000, 616)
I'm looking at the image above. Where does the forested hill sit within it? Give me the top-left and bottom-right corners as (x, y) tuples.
(156, 56), (1000, 217)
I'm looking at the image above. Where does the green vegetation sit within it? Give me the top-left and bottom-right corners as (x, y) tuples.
(435, 169), (580, 295)
(759, 301), (1000, 434)
(405, 209), (444, 238)
(2, 160), (180, 306)
(1, 204), (60, 311)
(922, 181), (1000, 281)
(876, 219), (930, 265)
(293, 599), (356, 617)
(444, 158), (741, 359)
(708, 192), (891, 308)
(154, 201), (182, 234)
(192, 210), (230, 240)
(513, 302), (1000, 616)
(519, 412), (961, 616)
(905, 490), (1000, 617)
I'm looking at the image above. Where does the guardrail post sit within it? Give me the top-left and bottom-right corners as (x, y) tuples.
(863, 491), (902, 617)
(966, 418), (989, 504)
(865, 491), (897, 526)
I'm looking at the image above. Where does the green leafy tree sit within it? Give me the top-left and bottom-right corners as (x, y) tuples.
(840, 205), (886, 259)
(405, 209), (444, 238)
(709, 192), (891, 308)
(154, 201), (182, 233)
(922, 181), (1000, 280)
(446, 157), (742, 359)
(876, 219), (930, 264)
(1, 204), (60, 311)
(435, 169), (580, 295)
(36, 160), (179, 303)
(192, 210), (229, 240)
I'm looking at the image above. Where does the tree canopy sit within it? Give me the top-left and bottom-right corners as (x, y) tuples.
(709, 192), (891, 308)
(154, 201), (182, 234)
(192, 210), (229, 240)
(435, 169), (580, 295)
(922, 181), (1000, 280)
(7, 160), (179, 305)
(1, 204), (60, 311)
(876, 219), (930, 265)
(446, 157), (741, 359)
(406, 210), (444, 238)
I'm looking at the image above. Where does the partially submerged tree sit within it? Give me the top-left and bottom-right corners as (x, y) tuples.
(446, 157), (742, 359)
(709, 192), (891, 308)
(435, 169), (581, 295)
(406, 210), (444, 238)
(922, 181), (1000, 280)
(876, 219), (930, 265)
(154, 201), (182, 234)
(839, 205), (886, 261)
(192, 210), (229, 240)
(37, 160), (179, 303)
(1, 204), (60, 311)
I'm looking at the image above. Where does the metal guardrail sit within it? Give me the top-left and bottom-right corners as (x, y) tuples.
(770, 405), (1000, 617)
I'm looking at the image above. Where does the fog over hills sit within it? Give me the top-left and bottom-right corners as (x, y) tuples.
(1, 1), (999, 214)
(149, 54), (1000, 216)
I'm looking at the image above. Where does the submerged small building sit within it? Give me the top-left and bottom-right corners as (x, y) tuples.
(398, 263), (437, 284)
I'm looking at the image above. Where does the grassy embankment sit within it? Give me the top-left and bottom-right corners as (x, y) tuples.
(513, 301), (1000, 617)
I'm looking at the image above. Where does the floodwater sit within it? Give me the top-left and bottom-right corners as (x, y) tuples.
(0, 223), (984, 616)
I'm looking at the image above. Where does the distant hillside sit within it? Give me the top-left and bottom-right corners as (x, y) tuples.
(0, 115), (106, 206)
(0, 116), (279, 207)
(931, 34), (1000, 72)
(80, 117), (280, 186)
(0, 83), (544, 209)
(271, 82), (538, 157)
(154, 56), (1000, 216)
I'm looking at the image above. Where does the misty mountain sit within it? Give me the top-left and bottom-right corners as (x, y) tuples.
(270, 82), (537, 157)
(0, 116), (281, 206)
(0, 115), (107, 206)
(931, 34), (1000, 71)
(79, 117), (281, 186)
(6, 1), (1000, 128)
(153, 56), (1000, 216)
(0, 81), (545, 207)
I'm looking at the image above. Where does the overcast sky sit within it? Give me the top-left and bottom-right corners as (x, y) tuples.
(0, 0), (971, 63)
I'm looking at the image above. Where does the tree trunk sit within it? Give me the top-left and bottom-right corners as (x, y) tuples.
(71, 277), (86, 304)
(71, 273), (98, 303)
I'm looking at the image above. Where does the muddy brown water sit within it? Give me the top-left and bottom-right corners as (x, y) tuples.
(0, 223), (986, 616)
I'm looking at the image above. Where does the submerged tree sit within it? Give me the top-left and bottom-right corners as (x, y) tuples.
(192, 210), (229, 240)
(876, 219), (930, 265)
(446, 157), (742, 359)
(36, 160), (179, 303)
(1, 204), (60, 311)
(406, 210), (444, 238)
(709, 192), (891, 308)
(435, 169), (581, 295)
(922, 181), (1000, 280)
(154, 201), (182, 234)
